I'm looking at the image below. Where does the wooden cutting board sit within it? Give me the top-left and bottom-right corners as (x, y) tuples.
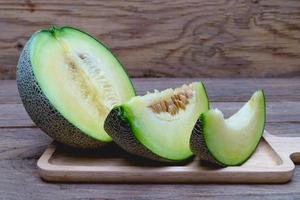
(37, 131), (300, 183)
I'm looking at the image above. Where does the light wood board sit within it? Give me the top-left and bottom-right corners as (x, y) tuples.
(37, 131), (300, 183)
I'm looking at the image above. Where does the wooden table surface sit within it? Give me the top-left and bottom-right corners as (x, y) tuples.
(1, 78), (300, 199)
(1, 0), (300, 79)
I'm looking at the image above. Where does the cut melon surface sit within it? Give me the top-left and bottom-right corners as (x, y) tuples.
(29, 27), (135, 142)
(105, 82), (209, 161)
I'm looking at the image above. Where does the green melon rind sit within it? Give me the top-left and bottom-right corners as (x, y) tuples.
(104, 106), (172, 162)
(200, 82), (210, 110)
(190, 116), (224, 166)
(190, 90), (266, 167)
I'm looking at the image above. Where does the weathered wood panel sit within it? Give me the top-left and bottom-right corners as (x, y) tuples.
(0, 127), (300, 199)
(1, 102), (300, 128)
(1, 0), (300, 79)
(2, 78), (300, 104)
(0, 78), (300, 199)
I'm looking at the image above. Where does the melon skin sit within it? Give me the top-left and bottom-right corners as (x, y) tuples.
(190, 117), (223, 166)
(17, 33), (106, 149)
(104, 106), (172, 162)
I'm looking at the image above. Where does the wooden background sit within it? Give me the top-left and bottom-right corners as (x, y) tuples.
(1, 0), (300, 79)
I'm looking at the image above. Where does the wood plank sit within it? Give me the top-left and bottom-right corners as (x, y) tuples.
(266, 123), (300, 136)
(1, 0), (300, 79)
(0, 127), (300, 199)
(0, 104), (34, 127)
(1, 124), (300, 160)
(133, 78), (300, 102)
(0, 101), (299, 128)
(0, 80), (19, 104)
(213, 101), (300, 123)
(1, 78), (300, 104)
(0, 128), (51, 160)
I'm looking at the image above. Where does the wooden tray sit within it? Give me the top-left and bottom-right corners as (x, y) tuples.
(37, 131), (300, 183)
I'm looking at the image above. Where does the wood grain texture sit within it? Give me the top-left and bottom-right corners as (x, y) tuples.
(1, 102), (299, 128)
(1, 79), (300, 128)
(1, 0), (300, 79)
(2, 78), (300, 104)
(0, 78), (300, 199)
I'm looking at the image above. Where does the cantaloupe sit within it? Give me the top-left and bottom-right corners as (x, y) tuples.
(17, 26), (135, 148)
(104, 82), (209, 162)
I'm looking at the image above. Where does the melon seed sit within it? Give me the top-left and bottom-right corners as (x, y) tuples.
(161, 101), (167, 112)
(148, 84), (194, 115)
(168, 104), (177, 115)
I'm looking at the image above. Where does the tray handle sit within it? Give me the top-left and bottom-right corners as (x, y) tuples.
(264, 132), (300, 164)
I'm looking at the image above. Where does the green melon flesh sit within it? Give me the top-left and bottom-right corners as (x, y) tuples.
(29, 27), (135, 142)
(202, 90), (265, 166)
(118, 82), (209, 161)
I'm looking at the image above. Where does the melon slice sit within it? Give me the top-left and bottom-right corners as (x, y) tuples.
(190, 90), (266, 166)
(104, 82), (209, 161)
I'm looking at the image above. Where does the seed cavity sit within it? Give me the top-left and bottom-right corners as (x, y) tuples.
(63, 49), (120, 118)
(148, 84), (194, 115)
